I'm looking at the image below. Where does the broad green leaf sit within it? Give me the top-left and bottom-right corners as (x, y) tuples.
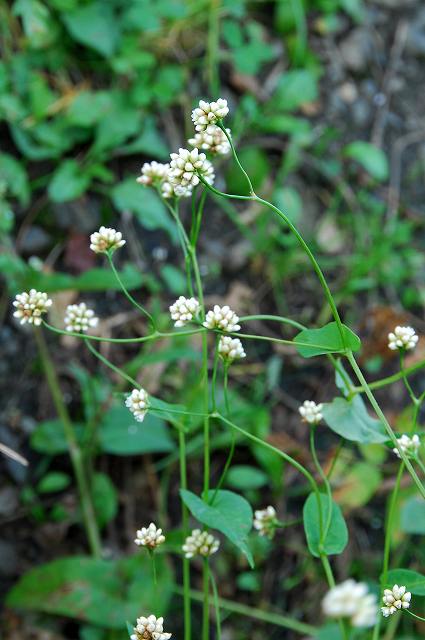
(322, 396), (388, 444)
(20, 265), (149, 293)
(31, 420), (84, 455)
(0, 153), (30, 205)
(13, 0), (59, 48)
(294, 322), (361, 358)
(62, 3), (120, 57)
(334, 462), (381, 508)
(99, 406), (175, 455)
(66, 91), (113, 127)
(37, 472), (71, 493)
(112, 178), (176, 239)
(6, 554), (173, 628)
(314, 623), (343, 640)
(92, 473), (118, 528)
(180, 489), (254, 566)
(344, 142), (389, 182)
(401, 497), (425, 535)
(386, 569), (425, 595)
(226, 147), (270, 196)
(303, 492), (348, 557)
(48, 159), (91, 202)
(271, 70), (318, 111)
(273, 186), (302, 223)
(226, 465), (268, 490)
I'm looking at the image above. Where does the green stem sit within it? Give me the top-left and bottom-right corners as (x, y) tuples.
(320, 556), (349, 640)
(206, 0), (221, 95)
(43, 321), (205, 344)
(85, 339), (139, 387)
(405, 610), (425, 622)
(347, 352), (425, 500)
(107, 253), (155, 329)
(399, 351), (418, 404)
(211, 366), (234, 504)
(179, 430), (192, 640)
(350, 359), (425, 394)
(173, 586), (318, 636)
(34, 329), (101, 557)
(218, 123), (255, 195)
(209, 571), (222, 640)
(239, 314), (306, 331)
(310, 428), (333, 543)
(202, 557), (210, 640)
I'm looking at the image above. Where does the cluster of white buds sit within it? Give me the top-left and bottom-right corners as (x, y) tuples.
(191, 98), (229, 132)
(381, 585), (411, 617)
(388, 326), (418, 351)
(299, 400), (323, 425)
(90, 226), (125, 254)
(64, 303), (98, 333)
(131, 615), (171, 640)
(136, 161), (170, 186)
(203, 305), (241, 332)
(393, 434), (420, 459)
(134, 523), (165, 550)
(169, 296), (201, 327)
(253, 506), (277, 539)
(188, 125), (231, 155)
(322, 579), (378, 628)
(13, 290), (52, 326)
(169, 148), (215, 189)
(125, 388), (149, 423)
(182, 529), (220, 559)
(218, 336), (246, 362)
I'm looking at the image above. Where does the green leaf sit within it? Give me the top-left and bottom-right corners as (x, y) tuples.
(20, 265), (150, 294)
(180, 489), (254, 566)
(271, 70), (318, 111)
(226, 465), (268, 490)
(13, 0), (59, 49)
(66, 91), (113, 127)
(344, 142), (389, 182)
(0, 153), (30, 205)
(37, 472), (71, 493)
(294, 322), (361, 358)
(303, 492), (348, 557)
(386, 569), (425, 596)
(226, 147), (270, 196)
(48, 159), (91, 202)
(322, 396), (388, 444)
(111, 178), (176, 239)
(92, 473), (118, 528)
(401, 497), (425, 535)
(31, 420), (84, 455)
(6, 554), (173, 628)
(62, 2), (120, 57)
(99, 406), (175, 455)
(314, 623), (343, 640)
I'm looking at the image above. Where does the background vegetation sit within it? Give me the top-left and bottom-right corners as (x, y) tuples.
(1, 0), (425, 639)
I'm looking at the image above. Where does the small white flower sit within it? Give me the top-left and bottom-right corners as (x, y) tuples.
(173, 183), (193, 198)
(131, 614), (171, 640)
(64, 303), (98, 333)
(126, 388), (149, 423)
(322, 579), (378, 628)
(13, 290), (52, 326)
(203, 305), (241, 332)
(169, 148), (215, 189)
(188, 125), (231, 155)
(299, 400), (323, 425)
(90, 226), (125, 254)
(134, 523), (165, 550)
(191, 98), (229, 132)
(182, 529), (220, 559)
(381, 584), (411, 617)
(388, 326), (418, 351)
(393, 434), (420, 459)
(218, 336), (246, 362)
(253, 506), (277, 538)
(169, 296), (201, 327)
(136, 162), (170, 187)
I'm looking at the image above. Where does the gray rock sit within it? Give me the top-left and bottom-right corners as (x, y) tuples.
(340, 28), (374, 72)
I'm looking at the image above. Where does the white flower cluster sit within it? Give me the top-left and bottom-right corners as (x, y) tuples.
(182, 529), (220, 559)
(299, 400), (323, 425)
(137, 161), (170, 186)
(131, 615), (171, 640)
(218, 336), (246, 362)
(13, 290), (52, 326)
(393, 434), (420, 459)
(388, 326), (418, 351)
(188, 126), (231, 156)
(134, 523), (165, 550)
(322, 579), (378, 628)
(253, 506), (277, 538)
(203, 305), (241, 332)
(90, 226), (125, 254)
(125, 388), (149, 423)
(169, 296), (200, 327)
(169, 148), (215, 190)
(191, 99), (229, 132)
(381, 584), (411, 617)
(64, 303), (98, 333)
